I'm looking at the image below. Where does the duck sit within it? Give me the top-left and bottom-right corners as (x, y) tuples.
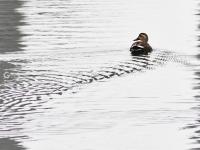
(130, 33), (152, 55)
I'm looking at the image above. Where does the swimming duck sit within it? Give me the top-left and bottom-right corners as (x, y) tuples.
(130, 33), (152, 55)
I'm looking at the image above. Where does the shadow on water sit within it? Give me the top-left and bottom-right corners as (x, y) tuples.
(0, 0), (25, 53)
(0, 0), (27, 149)
(184, 4), (200, 150)
(0, 138), (26, 150)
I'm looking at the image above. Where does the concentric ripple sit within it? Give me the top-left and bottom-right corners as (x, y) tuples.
(0, 50), (192, 102)
(0, 49), (194, 137)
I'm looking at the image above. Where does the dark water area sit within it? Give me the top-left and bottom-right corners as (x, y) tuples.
(0, 138), (26, 150)
(0, 0), (199, 150)
(185, 3), (200, 150)
(0, 0), (25, 53)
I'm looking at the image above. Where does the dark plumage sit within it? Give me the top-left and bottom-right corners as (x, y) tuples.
(130, 33), (152, 55)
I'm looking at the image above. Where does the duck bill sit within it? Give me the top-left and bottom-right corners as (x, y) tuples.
(133, 37), (139, 41)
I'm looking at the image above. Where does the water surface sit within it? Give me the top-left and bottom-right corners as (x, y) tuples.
(0, 0), (199, 150)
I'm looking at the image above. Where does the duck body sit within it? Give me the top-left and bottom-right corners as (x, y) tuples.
(130, 33), (152, 55)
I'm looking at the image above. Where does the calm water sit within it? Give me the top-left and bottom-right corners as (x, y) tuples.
(0, 0), (200, 150)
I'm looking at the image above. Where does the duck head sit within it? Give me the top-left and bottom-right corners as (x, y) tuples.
(134, 33), (149, 43)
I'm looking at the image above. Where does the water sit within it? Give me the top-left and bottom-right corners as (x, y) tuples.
(0, 0), (199, 149)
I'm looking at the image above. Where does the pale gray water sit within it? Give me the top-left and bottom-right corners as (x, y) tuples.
(0, 0), (200, 150)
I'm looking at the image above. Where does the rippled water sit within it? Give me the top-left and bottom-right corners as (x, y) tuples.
(0, 0), (200, 150)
